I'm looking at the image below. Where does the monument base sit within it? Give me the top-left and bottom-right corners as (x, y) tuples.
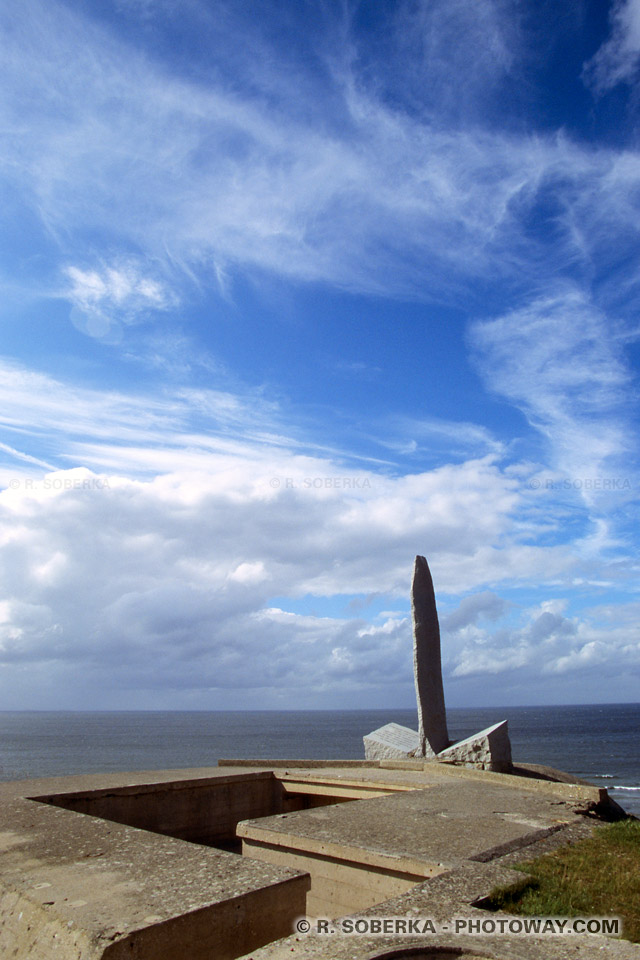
(437, 720), (512, 772)
(363, 720), (512, 772)
(363, 723), (435, 760)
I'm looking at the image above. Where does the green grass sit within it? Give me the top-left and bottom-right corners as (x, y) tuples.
(484, 819), (640, 942)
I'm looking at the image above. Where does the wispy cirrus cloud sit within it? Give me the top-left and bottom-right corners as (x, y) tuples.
(384, 0), (520, 123)
(1, 0), (639, 320)
(583, 0), (640, 92)
(377, 416), (505, 462)
(0, 357), (288, 470)
(469, 287), (633, 486)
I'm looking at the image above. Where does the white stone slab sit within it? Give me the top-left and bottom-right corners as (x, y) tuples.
(437, 720), (512, 772)
(363, 723), (425, 760)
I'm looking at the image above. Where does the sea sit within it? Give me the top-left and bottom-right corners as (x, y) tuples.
(1, 703), (638, 816)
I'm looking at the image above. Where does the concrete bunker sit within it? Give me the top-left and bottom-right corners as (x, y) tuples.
(29, 768), (421, 922)
(0, 762), (627, 960)
(30, 770), (396, 850)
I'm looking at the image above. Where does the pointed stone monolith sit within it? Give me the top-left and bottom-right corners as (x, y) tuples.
(364, 554), (512, 770)
(412, 555), (449, 756)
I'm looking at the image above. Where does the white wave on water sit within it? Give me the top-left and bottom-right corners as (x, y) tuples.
(611, 785), (640, 791)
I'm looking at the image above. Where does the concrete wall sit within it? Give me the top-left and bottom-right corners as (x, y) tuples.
(0, 873), (309, 960)
(101, 876), (308, 960)
(241, 837), (427, 919)
(0, 886), (99, 960)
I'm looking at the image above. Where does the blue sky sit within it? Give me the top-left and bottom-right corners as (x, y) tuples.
(0, 0), (639, 711)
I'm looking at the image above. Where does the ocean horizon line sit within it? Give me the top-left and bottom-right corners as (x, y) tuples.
(1, 701), (639, 714)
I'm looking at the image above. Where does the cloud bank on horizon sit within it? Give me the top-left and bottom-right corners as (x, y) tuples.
(0, 0), (638, 710)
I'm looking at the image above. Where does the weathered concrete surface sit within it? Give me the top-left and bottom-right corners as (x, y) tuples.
(233, 766), (638, 960)
(412, 555), (450, 755)
(438, 720), (513, 772)
(220, 757), (614, 809)
(0, 768), (310, 960)
(236, 760), (627, 925)
(0, 762), (632, 960)
(363, 722), (422, 760)
(238, 847), (639, 960)
(239, 846), (639, 960)
(421, 757), (611, 808)
(219, 759), (379, 769)
(238, 775), (593, 870)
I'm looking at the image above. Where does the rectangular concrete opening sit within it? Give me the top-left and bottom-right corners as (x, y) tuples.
(30, 771), (389, 850)
(31, 771), (280, 850)
(31, 771), (424, 921)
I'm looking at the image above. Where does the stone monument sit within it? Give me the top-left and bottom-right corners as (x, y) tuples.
(363, 555), (512, 772)
(413, 554), (449, 755)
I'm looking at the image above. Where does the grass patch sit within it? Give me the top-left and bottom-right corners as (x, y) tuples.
(483, 819), (640, 942)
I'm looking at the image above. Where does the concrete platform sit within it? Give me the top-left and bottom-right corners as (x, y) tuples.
(0, 762), (637, 960)
(0, 767), (310, 959)
(235, 762), (617, 919)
